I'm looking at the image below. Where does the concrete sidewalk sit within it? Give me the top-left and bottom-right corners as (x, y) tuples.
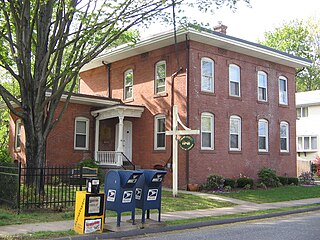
(0, 191), (320, 237)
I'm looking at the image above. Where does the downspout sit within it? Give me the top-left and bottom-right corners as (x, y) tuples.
(102, 61), (111, 98)
(185, 34), (190, 189)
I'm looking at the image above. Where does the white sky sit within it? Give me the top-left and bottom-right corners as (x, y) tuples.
(144, 0), (320, 42)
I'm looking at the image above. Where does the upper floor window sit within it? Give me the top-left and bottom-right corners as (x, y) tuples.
(229, 115), (241, 151)
(155, 61), (166, 94)
(258, 71), (268, 102)
(279, 76), (288, 105)
(201, 58), (214, 92)
(280, 121), (289, 152)
(124, 69), (133, 100)
(15, 119), (22, 150)
(201, 112), (214, 150)
(154, 115), (166, 150)
(229, 64), (240, 97)
(297, 136), (317, 152)
(258, 119), (268, 152)
(74, 117), (89, 150)
(296, 107), (308, 118)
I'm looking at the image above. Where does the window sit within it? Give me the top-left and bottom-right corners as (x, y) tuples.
(296, 107), (308, 118)
(279, 76), (288, 105)
(201, 113), (214, 149)
(297, 136), (317, 152)
(280, 121), (289, 152)
(229, 115), (241, 151)
(229, 64), (240, 97)
(258, 119), (268, 152)
(258, 71), (268, 101)
(154, 115), (166, 150)
(155, 61), (166, 94)
(201, 58), (214, 92)
(74, 117), (89, 150)
(15, 119), (22, 150)
(124, 69), (133, 100)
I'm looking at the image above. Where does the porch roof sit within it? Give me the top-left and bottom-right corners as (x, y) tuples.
(91, 104), (144, 120)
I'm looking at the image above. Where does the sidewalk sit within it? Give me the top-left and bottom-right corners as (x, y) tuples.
(0, 191), (320, 237)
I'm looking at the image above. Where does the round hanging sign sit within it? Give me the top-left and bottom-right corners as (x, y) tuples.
(178, 135), (195, 151)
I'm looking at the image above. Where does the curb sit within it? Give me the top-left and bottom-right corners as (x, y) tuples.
(53, 205), (320, 239)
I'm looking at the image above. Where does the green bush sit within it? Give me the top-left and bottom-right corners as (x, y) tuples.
(0, 162), (18, 207)
(224, 178), (236, 188)
(299, 171), (315, 185)
(237, 177), (254, 188)
(76, 159), (98, 168)
(278, 176), (289, 186)
(287, 177), (299, 185)
(204, 174), (225, 191)
(258, 167), (280, 187)
(0, 148), (13, 163)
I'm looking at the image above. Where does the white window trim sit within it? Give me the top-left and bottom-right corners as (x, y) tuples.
(296, 107), (308, 119)
(258, 119), (269, 152)
(297, 135), (318, 152)
(201, 57), (214, 93)
(124, 69), (133, 100)
(257, 71), (268, 102)
(154, 114), (166, 150)
(229, 64), (241, 97)
(280, 121), (289, 152)
(229, 115), (241, 151)
(279, 76), (288, 105)
(74, 117), (89, 150)
(201, 112), (214, 150)
(15, 119), (22, 151)
(155, 61), (166, 94)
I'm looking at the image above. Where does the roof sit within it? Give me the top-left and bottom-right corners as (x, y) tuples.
(81, 26), (312, 72)
(296, 90), (320, 106)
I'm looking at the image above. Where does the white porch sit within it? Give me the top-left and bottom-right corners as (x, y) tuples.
(91, 105), (144, 166)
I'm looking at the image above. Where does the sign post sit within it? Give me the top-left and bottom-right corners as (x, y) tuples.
(166, 105), (199, 197)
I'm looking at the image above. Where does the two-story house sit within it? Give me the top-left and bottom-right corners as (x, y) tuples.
(9, 25), (311, 187)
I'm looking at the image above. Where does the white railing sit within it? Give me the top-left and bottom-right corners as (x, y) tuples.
(96, 151), (123, 166)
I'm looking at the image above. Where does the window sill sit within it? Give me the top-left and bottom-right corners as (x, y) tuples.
(153, 149), (167, 153)
(228, 95), (242, 101)
(228, 150), (242, 154)
(199, 149), (215, 153)
(14, 148), (21, 153)
(200, 91), (215, 96)
(123, 98), (134, 103)
(258, 151), (270, 155)
(153, 93), (168, 98)
(257, 100), (268, 105)
(74, 148), (89, 152)
(279, 103), (289, 108)
(280, 151), (290, 155)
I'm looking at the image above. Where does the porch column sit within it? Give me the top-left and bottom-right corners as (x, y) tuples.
(117, 116), (124, 153)
(95, 118), (100, 161)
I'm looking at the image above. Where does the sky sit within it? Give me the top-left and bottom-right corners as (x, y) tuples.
(144, 0), (320, 42)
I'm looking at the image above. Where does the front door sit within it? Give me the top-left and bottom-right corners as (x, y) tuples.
(115, 121), (132, 161)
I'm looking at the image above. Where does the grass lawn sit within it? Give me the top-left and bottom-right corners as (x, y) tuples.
(214, 185), (320, 203)
(0, 190), (234, 226)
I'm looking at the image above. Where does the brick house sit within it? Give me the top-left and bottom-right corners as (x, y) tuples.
(9, 25), (311, 188)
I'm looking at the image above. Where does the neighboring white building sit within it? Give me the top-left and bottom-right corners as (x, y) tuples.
(296, 90), (320, 161)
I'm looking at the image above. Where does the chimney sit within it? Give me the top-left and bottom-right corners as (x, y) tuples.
(213, 21), (227, 34)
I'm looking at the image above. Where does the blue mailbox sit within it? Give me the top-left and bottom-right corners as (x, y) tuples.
(104, 170), (143, 226)
(135, 170), (167, 223)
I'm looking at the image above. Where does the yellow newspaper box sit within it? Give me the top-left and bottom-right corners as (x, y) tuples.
(74, 191), (105, 234)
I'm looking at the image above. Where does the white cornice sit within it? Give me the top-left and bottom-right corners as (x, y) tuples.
(91, 105), (145, 120)
(80, 28), (311, 72)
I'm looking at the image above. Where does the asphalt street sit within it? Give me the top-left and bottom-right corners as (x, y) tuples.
(134, 210), (320, 240)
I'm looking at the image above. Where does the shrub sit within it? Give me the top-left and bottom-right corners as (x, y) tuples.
(287, 177), (299, 185)
(278, 176), (289, 186)
(224, 178), (236, 188)
(204, 174), (225, 191)
(243, 184), (251, 190)
(258, 167), (280, 187)
(224, 185), (232, 192)
(0, 148), (13, 163)
(299, 171), (315, 185)
(76, 159), (98, 168)
(237, 177), (253, 188)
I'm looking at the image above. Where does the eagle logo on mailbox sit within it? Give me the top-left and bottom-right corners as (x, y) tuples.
(122, 190), (133, 203)
(107, 189), (116, 202)
(147, 189), (158, 201)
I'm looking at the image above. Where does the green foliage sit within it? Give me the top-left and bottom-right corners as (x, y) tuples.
(76, 159), (97, 168)
(257, 167), (280, 187)
(0, 162), (18, 208)
(278, 176), (289, 186)
(0, 148), (13, 163)
(236, 177), (253, 188)
(203, 174), (225, 191)
(260, 19), (320, 92)
(287, 177), (299, 185)
(224, 178), (236, 188)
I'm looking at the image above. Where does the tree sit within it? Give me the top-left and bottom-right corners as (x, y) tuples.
(0, 0), (247, 190)
(260, 19), (320, 92)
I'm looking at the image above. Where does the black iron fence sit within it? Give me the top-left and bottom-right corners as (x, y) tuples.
(0, 163), (96, 211)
